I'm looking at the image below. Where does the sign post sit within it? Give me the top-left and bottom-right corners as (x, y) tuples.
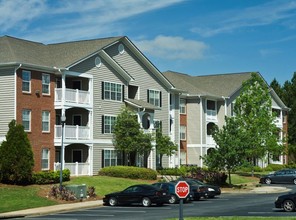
(175, 180), (190, 220)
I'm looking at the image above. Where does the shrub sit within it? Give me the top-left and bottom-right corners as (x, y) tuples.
(32, 169), (70, 184)
(98, 166), (157, 180)
(265, 164), (284, 171)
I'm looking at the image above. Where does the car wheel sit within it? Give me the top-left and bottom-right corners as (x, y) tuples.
(283, 199), (295, 212)
(169, 194), (177, 204)
(265, 178), (272, 184)
(108, 197), (117, 206)
(142, 197), (152, 207)
(293, 179), (296, 185)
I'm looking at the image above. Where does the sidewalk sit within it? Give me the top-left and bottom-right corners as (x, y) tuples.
(0, 186), (290, 219)
(0, 200), (104, 219)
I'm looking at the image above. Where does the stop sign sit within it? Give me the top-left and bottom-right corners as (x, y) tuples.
(175, 181), (190, 199)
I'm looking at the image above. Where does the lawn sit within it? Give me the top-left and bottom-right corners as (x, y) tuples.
(170, 218), (296, 220)
(0, 174), (259, 214)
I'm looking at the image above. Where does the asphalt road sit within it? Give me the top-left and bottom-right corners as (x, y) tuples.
(18, 184), (296, 220)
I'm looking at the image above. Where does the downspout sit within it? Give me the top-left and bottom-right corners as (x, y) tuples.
(199, 95), (203, 167)
(14, 64), (22, 120)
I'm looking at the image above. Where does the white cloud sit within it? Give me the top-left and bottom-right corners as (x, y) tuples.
(191, 0), (296, 37)
(135, 35), (208, 60)
(0, 0), (184, 42)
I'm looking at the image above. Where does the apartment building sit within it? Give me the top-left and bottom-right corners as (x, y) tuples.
(164, 71), (289, 168)
(0, 36), (179, 175)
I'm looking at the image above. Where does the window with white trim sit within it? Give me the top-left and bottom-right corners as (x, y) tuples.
(180, 125), (186, 140)
(103, 149), (123, 167)
(103, 82), (123, 101)
(41, 148), (50, 170)
(22, 70), (31, 92)
(180, 99), (186, 114)
(103, 115), (116, 134)
(148, 89), (161, 107)
(42, 111), (50, 132)
(22, 109), (31, 131)
(42, 73), (50, 94)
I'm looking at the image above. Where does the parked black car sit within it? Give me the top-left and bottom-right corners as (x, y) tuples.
(152, 182), (193, 204)
(171, 179), (208, 200)
(103, 184), (169, 207)
(275, 192), (296, 212)
(181, 178), (221, 198)
(259, 169), (296, 185)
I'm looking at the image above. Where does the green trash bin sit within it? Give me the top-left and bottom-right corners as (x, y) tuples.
(66, 184), (87, 199)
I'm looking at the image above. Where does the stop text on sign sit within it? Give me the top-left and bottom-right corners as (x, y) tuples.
(175, 180), (190, 198)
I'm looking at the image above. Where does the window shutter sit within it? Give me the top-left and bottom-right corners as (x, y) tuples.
(102, 149), (104, 168)
(159, 91), (162, 107)
(102, 115), (105, 134)
(147, 90), (149, 103)
(122, 85), (125, 102)
(102, 82), (104, 100)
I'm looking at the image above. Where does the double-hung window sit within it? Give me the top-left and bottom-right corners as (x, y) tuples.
(22, 109), (31, 131)
(22, 70), (31, 92)
(42, 111), (50, 132)
(103, 82), (123, 101)
(103, 149), (123, 167)
(148, 89), (161, 107)
(180, 125), (186, 140)
(42, 74), (50, 95)
(41, 148), (50, 170)
(103, 115), (116, 134)
(180, 99), (186, 114)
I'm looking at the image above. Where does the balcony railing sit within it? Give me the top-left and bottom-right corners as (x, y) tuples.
(274, 117), (283, 128)
(55, 88), (90, 105)
(55, 125), (90, 140)
(54, 162), (90, 176)
(206, 135), (216, 145)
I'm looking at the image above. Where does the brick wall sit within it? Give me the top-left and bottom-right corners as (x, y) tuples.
(16, 69), (56, 172)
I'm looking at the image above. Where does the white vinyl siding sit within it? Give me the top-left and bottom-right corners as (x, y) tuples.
(42, 73), (50, 95)
(22, 70), (31, 92)
(22, 109), (31, 131)
(42, 111), (50, 132)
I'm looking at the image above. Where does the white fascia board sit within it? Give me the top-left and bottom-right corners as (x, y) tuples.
(122, 37), (174, 90)
(98, 50), (134, 83)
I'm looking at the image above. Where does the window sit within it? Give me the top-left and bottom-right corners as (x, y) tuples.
(22, 109), (31, 131)
(180, 125), (186, 140)
(22, 70), (31, 92)
(103, 82), (123, 101)
(42, 111), (50, 132)
(41, 148), (50, 170)
(103, 115), (116, 134)
(180, 99), (186, 114)
(148, 89), (161, 107)
(103, 149), (123, 167)
(42, 74), (50, 94)
(207, 100), (216, 110)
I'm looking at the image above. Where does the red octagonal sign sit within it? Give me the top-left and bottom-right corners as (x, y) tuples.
(175, 180), (190, 199)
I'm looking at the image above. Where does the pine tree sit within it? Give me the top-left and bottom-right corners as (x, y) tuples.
(0, 120), (34, 185)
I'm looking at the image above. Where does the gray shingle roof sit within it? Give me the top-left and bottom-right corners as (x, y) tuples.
(163, 70), (253, 97)
(125, 98), (161, 110)
(0, 35), (123, 68)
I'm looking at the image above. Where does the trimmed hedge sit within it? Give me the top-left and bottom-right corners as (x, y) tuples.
(98, 166), (157, 180)
(32, 169), (70, 184)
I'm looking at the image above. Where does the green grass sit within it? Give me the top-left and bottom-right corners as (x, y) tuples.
(0, 185), (57, 213)
(227, 174), (259, 185)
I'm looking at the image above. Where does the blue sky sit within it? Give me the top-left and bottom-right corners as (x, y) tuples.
(1, 0), (296, 85)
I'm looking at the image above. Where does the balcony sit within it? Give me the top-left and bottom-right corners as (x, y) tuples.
(274, 117), (283, 128)
(55, 125), (90, 140)
(54, 162), (90, 176)
(206, 135), (216, 145)
(55, 88), (90, 106)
